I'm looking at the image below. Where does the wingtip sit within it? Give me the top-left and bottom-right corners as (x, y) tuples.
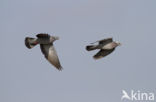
(57, 66), (63, 71)
(93, 56), (103, 60)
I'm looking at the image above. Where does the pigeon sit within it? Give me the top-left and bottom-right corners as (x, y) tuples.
(86, 37), (121, 59)
(25, 33), (62, 70)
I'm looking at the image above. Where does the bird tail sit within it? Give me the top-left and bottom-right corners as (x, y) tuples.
(86, 45), (98, 51)
(25, 37), (38, 49)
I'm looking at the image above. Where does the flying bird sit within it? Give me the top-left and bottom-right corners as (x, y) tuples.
(86, 37), (121, 59)
(25, 33), (62, 70)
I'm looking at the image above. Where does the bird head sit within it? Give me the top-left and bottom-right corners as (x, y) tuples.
(54, 36), (59, 40)
(115, 41), (121, 46)
(50, 36), (59, 42)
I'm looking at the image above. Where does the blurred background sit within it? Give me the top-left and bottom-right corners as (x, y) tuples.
(0, 0), (156, 102)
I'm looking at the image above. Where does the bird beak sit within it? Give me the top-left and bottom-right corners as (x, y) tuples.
(118, 42), (121, 46)
(116, 41), (121, 46)
(55, 36), (59, 40)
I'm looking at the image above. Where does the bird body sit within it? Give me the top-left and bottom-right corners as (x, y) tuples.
(25, 33), (62, 70)
(36, 34), (59, 44)
(102, 42), (119, 50)
(86, 38), (121, 59)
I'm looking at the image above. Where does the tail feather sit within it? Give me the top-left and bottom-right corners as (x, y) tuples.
(86, 45), (97, 51)
(25, 37), (38, 49)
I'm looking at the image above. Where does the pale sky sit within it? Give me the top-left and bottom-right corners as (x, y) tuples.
(0, 0), (156, 102)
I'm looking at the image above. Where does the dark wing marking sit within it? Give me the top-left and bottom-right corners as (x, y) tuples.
(36, 33), (50, 38)
(99, 38), (113, 44)
(40, 44), (50, 59)
(93, 48), (115, 59)
(40, 44), (62, 70)
(90, 38), (113, 45)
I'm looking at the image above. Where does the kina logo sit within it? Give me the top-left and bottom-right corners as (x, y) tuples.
(121, 90), (155, 101)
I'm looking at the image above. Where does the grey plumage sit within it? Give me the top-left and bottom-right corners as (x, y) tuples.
(86, 37), (121, 59)
(25, 33), (62, 70)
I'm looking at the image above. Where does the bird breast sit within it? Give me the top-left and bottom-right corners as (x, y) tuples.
(102, 42), (116, 50)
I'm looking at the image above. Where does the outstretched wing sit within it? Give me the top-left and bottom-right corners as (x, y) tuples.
(93, 48), (115, 59)
(40, 44), (62, 70)
(36, 33), (50, 38)
(90, 38), (113, 45)
(98, 38), (113, 44)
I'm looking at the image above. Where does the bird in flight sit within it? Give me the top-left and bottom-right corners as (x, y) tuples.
(25, 33), (62, 71)
(86, 37), (121, 59)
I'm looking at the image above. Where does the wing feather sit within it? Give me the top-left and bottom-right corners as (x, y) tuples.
(40, 44), (62, 70)
(90, 38), (113, 45)
(98, 38), (113, 44)
(93, 48), (115, 59)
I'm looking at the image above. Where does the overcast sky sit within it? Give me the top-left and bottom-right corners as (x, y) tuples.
(1, 0), (156, 102)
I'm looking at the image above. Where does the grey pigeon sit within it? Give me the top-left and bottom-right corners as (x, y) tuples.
(86, 37), (121, 59)
(25, 33), (62, 70)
